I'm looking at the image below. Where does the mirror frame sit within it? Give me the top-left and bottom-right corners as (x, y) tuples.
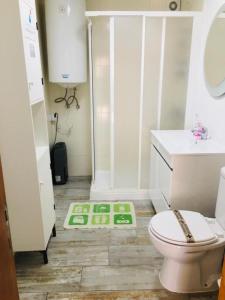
(204, 4), (225, 98)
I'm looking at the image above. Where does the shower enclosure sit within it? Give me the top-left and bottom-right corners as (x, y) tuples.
(87, 11), (200, 200)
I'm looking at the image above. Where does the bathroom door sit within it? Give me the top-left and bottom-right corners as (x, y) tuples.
(0, 159), (19, 300)
(219, 260), (225, 299)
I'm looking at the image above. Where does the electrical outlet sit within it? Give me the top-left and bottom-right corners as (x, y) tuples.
(48, 113), (57, 122)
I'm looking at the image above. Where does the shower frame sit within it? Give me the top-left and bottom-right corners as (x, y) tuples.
(87, 10), (201, 200)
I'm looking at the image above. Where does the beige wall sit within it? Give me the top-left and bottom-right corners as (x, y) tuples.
(182, 0), (203, 11)
(47, 84), (92, 177)
(36, 0), (91, 177)
(86, 0), (203, 11)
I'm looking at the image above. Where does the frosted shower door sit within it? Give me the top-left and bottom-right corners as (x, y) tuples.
(92, 17), (110, 175)
(140, 18), (163, 189)
(160, 18), (193, 129)
(114, 17), (142, 188)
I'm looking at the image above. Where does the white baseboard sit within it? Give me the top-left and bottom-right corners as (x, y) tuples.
(90, 185), (161, 201)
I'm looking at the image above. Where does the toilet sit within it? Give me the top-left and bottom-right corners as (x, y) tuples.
(149, 167), (225, 293)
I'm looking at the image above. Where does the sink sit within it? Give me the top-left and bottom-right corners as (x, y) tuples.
(151, 130), (225, 155)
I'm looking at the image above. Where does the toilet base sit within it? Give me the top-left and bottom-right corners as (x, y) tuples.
(159, 257), (219, 294)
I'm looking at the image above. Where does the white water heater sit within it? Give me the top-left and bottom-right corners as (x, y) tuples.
(45, 0), (87, 87)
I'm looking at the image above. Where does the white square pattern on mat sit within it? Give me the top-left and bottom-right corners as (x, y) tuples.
(64, 202), (136, 229)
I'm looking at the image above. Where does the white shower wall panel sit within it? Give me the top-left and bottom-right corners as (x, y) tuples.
(92, 18), (111, 172)
(160, 18), (193, 129)
(89, 13), (195, 199)
(114, 17), (142, 189)
(140, 18), (163, 189)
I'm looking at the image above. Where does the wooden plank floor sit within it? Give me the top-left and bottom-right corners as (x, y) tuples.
(16, 177), (218, 300)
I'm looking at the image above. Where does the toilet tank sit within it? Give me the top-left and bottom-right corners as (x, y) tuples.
(215, 167), (225, 229)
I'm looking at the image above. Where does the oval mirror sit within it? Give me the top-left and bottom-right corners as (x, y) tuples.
(204, 7), (225, 98)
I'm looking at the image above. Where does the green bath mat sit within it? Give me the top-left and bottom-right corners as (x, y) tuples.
(64, 202), (136, 229)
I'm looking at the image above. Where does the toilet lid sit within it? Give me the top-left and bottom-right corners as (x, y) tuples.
(150, 210), (217, 245)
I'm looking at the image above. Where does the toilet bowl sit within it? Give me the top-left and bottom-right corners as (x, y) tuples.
(149, 167), (225, 293)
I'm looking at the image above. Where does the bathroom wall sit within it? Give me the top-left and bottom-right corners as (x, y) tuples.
(86, 0), (203, 11)
(37, 0), (204, 177)
(92, 18), (110, 172)
(181, 0), (203, 11)
(36, 0), (92, 177)
(185, 0), (225, 144)
(47, 84), (92, 177)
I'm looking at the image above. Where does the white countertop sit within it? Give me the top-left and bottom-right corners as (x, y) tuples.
(151, 130), (225, 155)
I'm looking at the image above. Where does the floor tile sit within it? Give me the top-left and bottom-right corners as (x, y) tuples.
(188, 294), (218, 300)
(19, 293), (47, 300)
(55, 208), (71, 231)
(54, 189), (66, 198)
(16, 177), (220, 300)
(55, 199), (90, 210)
(109, 245), (162, 266)
(48, 245), (109, 267)
(110, 229), (137, 246)
(135, 228), (152, 245)
(133, 201), (155, 218)
(63, 188), (90, 200)
(135, 210), (155, 217)
(133, 200), (154, 211)
(54, 180), (91, 191)
(17, 266), (81, 293)
(47, 290), (189, 300)
(50, 229), (110, 247)
(110, 228), (151, 246)
(136, 216), (151, 228)
(81, 265), (162, 291)
(68, 176), (91, 183)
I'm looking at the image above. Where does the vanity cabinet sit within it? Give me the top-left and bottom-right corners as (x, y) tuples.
(150, 130), (225, 217)
(0, 0), (56, 263)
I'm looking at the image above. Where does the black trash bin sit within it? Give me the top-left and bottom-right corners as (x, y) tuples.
(51, 142), (68, 185)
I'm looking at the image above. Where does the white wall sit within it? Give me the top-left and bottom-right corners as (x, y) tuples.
(91, 18), (110, 172)
(185, 0), (225, 144)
